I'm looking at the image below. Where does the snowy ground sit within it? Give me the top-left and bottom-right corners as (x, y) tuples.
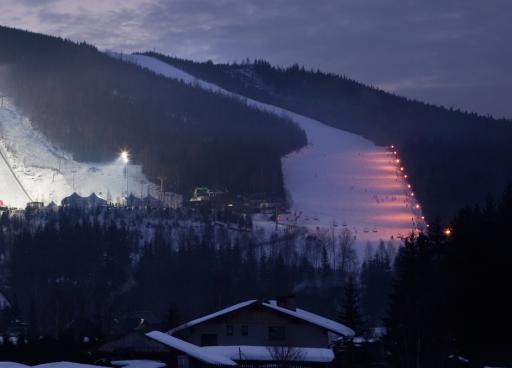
(123, 54), (425, 247)
(0, 99), (158, 207)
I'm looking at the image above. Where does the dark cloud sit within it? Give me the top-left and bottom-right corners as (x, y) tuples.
(0, 0), (510, 118)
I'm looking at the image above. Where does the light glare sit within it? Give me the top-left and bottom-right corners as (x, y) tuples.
(120, 150), (129, 163)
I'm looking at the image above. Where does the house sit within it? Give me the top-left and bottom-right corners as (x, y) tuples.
(61, 192), (107, 209)
(86, 193), (107, 208)
(98, 298), (353, 366)
(61, 192), (85, 208)
(167, 297), (353, 364)
(98, 331), (236, 367)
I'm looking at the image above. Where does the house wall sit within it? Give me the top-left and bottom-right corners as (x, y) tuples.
(174, 305), (329, 348)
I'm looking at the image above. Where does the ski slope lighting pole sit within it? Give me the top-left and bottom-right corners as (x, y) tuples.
(120, 150), (130, 201)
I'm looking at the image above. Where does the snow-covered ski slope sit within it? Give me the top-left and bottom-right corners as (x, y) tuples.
(0, 99), (157, 207)
(0, 140), (30, 208)
(125, 54), (424, 244)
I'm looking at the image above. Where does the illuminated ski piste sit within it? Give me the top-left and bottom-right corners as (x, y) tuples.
(0, 140), (29, 208)
(125, 54), (424, 246)
(0, 99), (157, 207)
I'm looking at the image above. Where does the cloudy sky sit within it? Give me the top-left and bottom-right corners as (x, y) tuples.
(1, 0), (511, 118)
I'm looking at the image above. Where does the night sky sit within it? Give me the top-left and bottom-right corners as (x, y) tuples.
(1, 0), (510, 119)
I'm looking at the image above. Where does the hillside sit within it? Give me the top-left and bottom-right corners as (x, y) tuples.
(127, 54), (424, 248)
(0, 26), (307, 199)
(146, 53), (512, 221)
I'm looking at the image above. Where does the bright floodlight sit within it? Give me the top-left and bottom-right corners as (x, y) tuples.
(120, 150), (129, 163)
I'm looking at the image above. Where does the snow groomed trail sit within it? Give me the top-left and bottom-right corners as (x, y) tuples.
(0, 139), (31, 208)
(125, 54), (425, 247)
(0, 100), (158, 207)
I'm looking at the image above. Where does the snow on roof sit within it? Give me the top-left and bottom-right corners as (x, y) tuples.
(168, 300), (258, 335)
(146, 331), (237, 366)
(1, 364), (110, 368)
(168, 299), (354, 337)
(34, 363), (110, 368)
(111, 360), (166, 368)
(202, 346), (334, 363)
(263, 300), (355, 337)
(0, 364), (30, 368)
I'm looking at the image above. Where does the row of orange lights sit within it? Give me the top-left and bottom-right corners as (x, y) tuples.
(390, 145), (451, 237)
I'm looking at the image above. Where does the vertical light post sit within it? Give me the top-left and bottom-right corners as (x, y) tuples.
(121, 150), (130, 204)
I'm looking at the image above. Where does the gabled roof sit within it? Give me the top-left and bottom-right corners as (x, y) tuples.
(168, 299), (354, 337)
(64, 192), (83, 201)
(263, 300), (355, 337)
(168, 300), (257, 335)
(146, 331), (237, 366)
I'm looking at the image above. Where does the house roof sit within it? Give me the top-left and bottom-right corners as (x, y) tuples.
(111, 360), (165, 368)
(263, 300), (355, 337)
(146, 331), (237, 366)
(145, 332), (334, 364)
(168, 299), (354, 337)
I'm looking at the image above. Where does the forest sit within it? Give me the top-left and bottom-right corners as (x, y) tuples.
(0, 26), (307, 198)
(0, 185), (511, 366)
(149, 53), (512, 222)
(0, 205), (392, 356)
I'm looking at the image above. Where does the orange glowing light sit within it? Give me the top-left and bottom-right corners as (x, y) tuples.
(396, 159), (400, 163)
(444, 228), (452, 236)
(415, 204), (420, 209)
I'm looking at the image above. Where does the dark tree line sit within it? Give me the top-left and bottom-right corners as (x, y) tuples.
(0, 207), (356, 341)
(0, 26), (307, 198)
(3, 188), (510, 365)
(385, 187), (512, 367)
(150, 52), (512, 222)
(5, 212), (132, 338)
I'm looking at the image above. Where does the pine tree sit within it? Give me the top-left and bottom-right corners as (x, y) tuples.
(339, 275), (363, 335)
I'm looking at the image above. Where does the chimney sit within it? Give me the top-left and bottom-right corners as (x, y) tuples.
(276, 295), (296, 311)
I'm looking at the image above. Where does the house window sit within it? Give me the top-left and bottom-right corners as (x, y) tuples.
(226, 324), (234, 336)
(241, 325), (249, 336)
(200, 333), (218, 346)
(177, 355), (189, 368)
(268, 326), (286, 341)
